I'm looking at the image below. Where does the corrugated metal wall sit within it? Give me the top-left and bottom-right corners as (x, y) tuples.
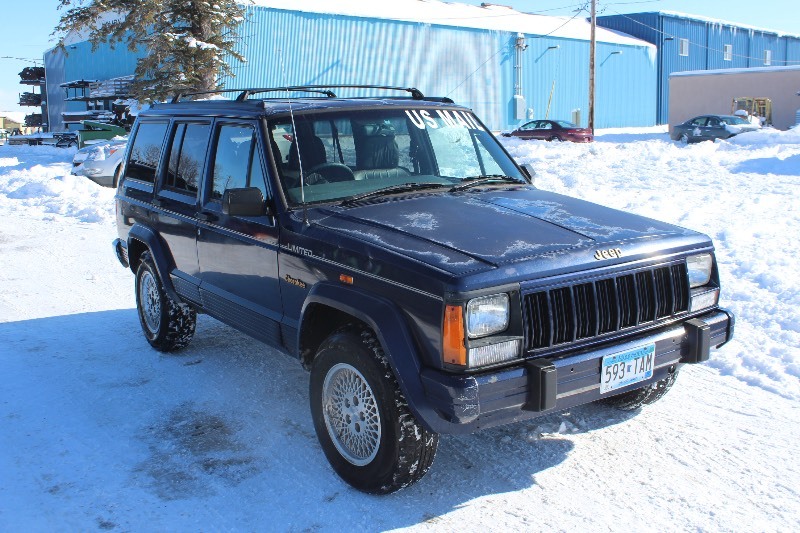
(227, 6), (656, 129)
(230, 9), (508, 127)
(48, 6), (657, 130)
(43, 49), (65, 132)
(44, 41), (143, 131)
(599, 12), (800, 124)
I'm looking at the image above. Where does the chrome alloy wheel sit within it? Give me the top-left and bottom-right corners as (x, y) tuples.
(322, 363), (382, 466)
(139, 270), (161, 333)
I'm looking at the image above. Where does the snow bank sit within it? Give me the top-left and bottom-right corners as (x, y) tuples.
(2, 131), (799, 400)
(1, 128), (800, 530)
(0, 145), (116, 224)
(502, 128), (800, 401)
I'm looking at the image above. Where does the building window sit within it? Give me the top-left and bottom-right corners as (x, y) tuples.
(723, 44), (732, 61)
(764, 50), (772, 65)
(679, 38), (689, 57)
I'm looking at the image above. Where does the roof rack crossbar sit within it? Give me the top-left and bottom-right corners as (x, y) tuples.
(170, 85), (426, 103)
(236, 87), (337, 101)
(170, 87), (334, 103)
(279, 85), (425, 100)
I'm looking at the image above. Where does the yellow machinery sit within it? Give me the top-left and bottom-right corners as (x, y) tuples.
(731, 97), (772, 125)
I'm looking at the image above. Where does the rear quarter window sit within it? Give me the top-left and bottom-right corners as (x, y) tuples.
(127, 122), (169, 183)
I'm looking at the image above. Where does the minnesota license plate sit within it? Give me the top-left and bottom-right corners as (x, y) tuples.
(599, 343), (655, 394)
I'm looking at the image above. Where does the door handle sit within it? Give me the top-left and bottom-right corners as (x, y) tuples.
(197, 211), (218, 222)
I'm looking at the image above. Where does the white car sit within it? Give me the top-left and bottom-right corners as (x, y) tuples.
(71, 139), (128, 187)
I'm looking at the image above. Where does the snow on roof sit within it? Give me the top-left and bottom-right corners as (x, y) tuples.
(671, 65), (800, 78)
(249, 0), (654, 48)
(656, 11), (800, 39)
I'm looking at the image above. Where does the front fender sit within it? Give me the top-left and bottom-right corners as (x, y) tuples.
(300, 282), (454, 433)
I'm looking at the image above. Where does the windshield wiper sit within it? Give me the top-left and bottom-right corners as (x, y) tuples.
(449, 175), (523, 192)
(340, 182), (447, 205)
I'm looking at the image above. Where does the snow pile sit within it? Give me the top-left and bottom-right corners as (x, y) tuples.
(0, 145), (116, 224)
(1, 130), (800, 530)
(501, 127), (800, 400)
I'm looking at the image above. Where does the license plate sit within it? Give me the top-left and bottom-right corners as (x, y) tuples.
(599, 343), (655, 394)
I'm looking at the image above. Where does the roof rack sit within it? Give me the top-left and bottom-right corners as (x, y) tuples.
(171, 85), (428, 104)
(171, 87), (334, 103)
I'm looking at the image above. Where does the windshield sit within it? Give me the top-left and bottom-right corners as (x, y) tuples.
(724, 116), (749, 125)
(268, 108), (525, 206)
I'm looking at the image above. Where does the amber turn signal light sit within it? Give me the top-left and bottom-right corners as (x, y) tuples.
(443, 305), (467, 366)
(339, 274), (353, 285)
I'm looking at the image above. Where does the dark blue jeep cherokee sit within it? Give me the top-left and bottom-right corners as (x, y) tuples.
(113, 86), (734, 494)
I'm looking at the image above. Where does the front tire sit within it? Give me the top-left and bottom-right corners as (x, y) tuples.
(598, 367), (679, 411)
(678, 133), (690, 145)
(135, 252), (196, 351)
(309, 327), (438, 494)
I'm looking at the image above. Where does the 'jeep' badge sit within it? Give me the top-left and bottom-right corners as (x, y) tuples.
(594, 248), (623, 260)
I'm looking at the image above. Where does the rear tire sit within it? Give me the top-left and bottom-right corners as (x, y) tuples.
(309, 327), (438, 494)
(598, 367), (679, 411)
(547, 135), (562, 142)
(135, 251), (196, 352)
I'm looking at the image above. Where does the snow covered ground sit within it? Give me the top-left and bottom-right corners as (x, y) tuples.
(1, 128), (799, 531)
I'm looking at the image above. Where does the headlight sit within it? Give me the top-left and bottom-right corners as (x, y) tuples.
(85, 146), (107, 161)
(466, 294), (509, 338)
(687, 253), (713, 288)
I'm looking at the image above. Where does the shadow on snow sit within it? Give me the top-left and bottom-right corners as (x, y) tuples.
(0, 309), (639, 528)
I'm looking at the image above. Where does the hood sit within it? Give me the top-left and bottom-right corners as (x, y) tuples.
(311, 187), (698, 275)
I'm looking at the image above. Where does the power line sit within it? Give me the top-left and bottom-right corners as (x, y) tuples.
(1, 56), (41, 65)
(447, 3), (591, 97)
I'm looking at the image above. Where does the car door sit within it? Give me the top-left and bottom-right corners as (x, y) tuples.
(705, 117), (727, 139)
(152, 120), (211, 301)
(688, 117), (708, 140)
(195, 120), (283, 344)
(533, 121), (552, 140)
(516, 120), (536, 139)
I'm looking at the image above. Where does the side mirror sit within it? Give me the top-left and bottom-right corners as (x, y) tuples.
(521, 163), (537, 183)
(222, 187), (269, 217)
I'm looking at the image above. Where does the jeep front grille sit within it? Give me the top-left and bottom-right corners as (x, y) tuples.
(522, 262), (689, 351)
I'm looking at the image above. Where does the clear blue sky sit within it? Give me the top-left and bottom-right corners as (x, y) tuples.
(2, 0), (799, 117)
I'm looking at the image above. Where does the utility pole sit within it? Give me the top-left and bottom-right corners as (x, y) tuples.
(588, 0), (596, 132)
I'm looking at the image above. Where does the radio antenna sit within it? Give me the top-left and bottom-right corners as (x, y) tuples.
(278, 49), (309, 226)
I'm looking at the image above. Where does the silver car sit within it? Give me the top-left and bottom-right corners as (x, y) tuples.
(71, 139), (128, 187)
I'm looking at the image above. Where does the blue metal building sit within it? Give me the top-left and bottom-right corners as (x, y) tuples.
(43, 0), (658, 131)
(44, 40), (144, 132)
(597, 11), (800, 124)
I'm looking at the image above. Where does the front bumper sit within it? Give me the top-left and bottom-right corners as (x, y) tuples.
(419, 308), (733, 434)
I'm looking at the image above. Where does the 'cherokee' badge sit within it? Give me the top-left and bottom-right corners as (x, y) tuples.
(594, 248), (623, 260)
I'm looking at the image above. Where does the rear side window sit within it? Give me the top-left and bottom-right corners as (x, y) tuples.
(165, 122), (210, 194)
(211, 124), (266, 201)
(127, 122), (168, 183)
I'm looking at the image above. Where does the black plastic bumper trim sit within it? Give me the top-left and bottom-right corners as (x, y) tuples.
(683, 318), (711, 363)
(522, 359), (557, 412)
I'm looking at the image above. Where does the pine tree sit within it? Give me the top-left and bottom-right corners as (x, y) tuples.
(54, 0), (249, 102)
